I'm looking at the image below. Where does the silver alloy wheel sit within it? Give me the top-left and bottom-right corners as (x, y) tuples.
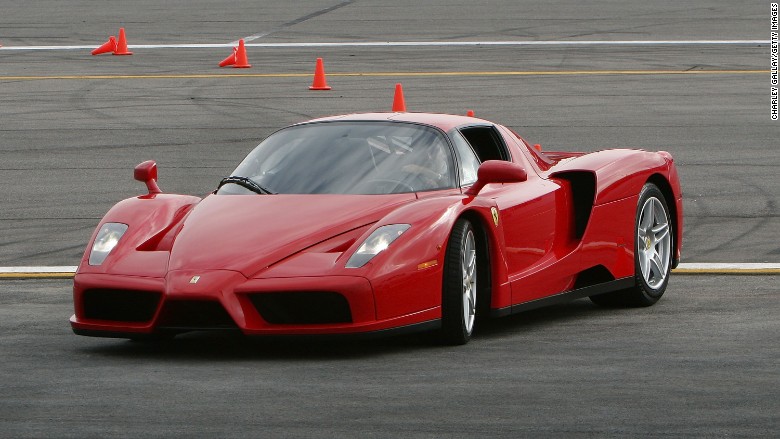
(461, 229), (477, 334)
(637, 196), (671, 290)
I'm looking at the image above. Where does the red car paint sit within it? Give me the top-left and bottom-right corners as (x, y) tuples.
(71, 112), (683, 339)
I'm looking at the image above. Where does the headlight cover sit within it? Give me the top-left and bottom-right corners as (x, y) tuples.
(346, 224), (410, 268)
(89, 223), (129, 266)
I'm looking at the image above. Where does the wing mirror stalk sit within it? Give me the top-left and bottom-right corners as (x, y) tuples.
(134, 160), (162, 195)
(464, 160), (527, 196)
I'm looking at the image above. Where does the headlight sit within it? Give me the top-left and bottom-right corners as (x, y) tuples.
(88, 223), (128, 266)
(346, 224), (410, 268)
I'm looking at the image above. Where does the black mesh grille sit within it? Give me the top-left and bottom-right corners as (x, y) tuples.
(157, 300), (238, 329)
(83, 289), (161, 322)
(250, 292), (352, 324)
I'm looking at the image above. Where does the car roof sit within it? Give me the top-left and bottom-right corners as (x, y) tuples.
(301, 112), (492, 132)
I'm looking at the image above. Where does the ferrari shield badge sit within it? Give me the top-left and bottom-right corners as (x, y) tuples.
(491, 207), (499, 226)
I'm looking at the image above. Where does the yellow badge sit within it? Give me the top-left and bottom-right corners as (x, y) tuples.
(491, 207), (499, 226)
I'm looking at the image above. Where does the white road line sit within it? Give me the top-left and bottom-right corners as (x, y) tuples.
(0, 40), (768, 51)
(1, 266), (78, 273)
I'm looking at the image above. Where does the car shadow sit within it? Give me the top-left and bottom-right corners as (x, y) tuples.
(475, 298), (618, 337)
(77, 330), (442, 361)
(77, 298), (621, 361)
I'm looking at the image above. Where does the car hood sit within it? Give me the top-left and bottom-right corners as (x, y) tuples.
(168, 193), (416, 277)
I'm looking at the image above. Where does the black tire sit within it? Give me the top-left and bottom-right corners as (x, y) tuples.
(440, 219), (479, 345)
(591, 183), (673, 307)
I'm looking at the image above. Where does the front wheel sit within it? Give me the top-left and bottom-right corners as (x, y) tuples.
(591, 183), (673, 307)
(440, 219), (478, 345)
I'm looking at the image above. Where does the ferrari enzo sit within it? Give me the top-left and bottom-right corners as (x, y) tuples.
(71, 112), (682, 345)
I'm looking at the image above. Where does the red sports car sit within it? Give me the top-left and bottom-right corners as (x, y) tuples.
(71, 112), (683, 345)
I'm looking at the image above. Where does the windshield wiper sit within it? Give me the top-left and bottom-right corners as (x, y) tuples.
(217, 176), (276, 195)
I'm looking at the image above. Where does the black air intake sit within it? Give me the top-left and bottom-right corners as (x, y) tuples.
(250, 292), (352, 324)
(83, 289), (161, 322)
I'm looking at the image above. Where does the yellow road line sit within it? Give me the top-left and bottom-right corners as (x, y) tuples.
(0, 69), (767, 81)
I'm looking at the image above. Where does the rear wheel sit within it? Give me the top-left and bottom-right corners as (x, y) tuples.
(591, 183), (672, 307)
(440, 219), (478, 345)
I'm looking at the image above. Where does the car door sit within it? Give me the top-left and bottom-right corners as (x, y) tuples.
(458, 125), (573, 303)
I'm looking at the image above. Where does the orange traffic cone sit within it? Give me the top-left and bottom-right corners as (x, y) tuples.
(92, 35), (116, 55)
(219, 47), (237, 67)
(392, 83), (407, 112)
(219, 39), (251, 68)
(113, 27), (132, 55)
(233, 39), (251, 68)
(466, 110), (475, 117)
(309, 58), (331, 90)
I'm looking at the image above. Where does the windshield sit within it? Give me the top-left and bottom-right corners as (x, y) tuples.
(217, 121), (456, 195)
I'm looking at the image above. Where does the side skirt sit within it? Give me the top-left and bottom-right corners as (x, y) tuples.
(490, 277), (635, 318)
(244, 320), (443, 341)
(72, 320), (442, 341)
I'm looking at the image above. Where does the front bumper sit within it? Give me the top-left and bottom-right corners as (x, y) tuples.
(70, 271), (440, 338)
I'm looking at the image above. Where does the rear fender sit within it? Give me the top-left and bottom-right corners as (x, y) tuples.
(550, 149), (673, 204)
(550, 149), (683, 269)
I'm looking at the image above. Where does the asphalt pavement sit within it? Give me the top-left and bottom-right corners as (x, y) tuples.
(1, 275), (778, 438)
(1, 1), (777, 437)
(0, 0), (775, 265)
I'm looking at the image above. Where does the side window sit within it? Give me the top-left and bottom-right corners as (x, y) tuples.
(459, 126), (510, 162)
(449, 130), (481, 186)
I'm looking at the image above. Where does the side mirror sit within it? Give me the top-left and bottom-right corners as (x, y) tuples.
(134, 160), (162, 195)
(464, 160), (527, 196)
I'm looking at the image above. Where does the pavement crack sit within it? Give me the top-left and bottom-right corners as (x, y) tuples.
(240, 0), (355, 42)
